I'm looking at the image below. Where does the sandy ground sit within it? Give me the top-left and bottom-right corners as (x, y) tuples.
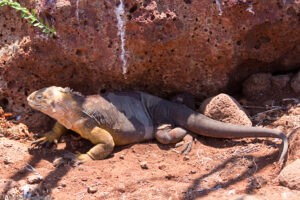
(0, 96), (299, 200)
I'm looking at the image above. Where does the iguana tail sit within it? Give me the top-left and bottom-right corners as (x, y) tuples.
(170, 104), (288, 162)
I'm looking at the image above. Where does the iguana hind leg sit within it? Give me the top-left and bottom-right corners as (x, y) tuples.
(155, 124), (193, 154)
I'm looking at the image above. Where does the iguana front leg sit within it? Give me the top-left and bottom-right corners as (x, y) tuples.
(32, 122), (67, 147)
(76, 127), (115, 162)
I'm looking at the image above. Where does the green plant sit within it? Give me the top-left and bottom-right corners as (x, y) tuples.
(0, 0), (56, 37)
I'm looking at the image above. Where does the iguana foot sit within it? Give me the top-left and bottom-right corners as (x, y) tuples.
(175, 134), (193, 154)
(59, 152), (94, 166)
(75, 152), (94, 163)
(53, 152), (89, 167)
(180, 134), (193, 154)
(31, 131), (59, 148)
(31, 122), (66, 148)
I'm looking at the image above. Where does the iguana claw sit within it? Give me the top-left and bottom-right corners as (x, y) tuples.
(75, 151), (94, 163)
(31, 131), (59, 148)
(180, 141), (192, 154)
(175, 134), (193, 155)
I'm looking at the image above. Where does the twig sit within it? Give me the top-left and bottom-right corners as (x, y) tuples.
(74, 191), (85, 196)
(252, 158), (258, 174)
(78, 193), (86, 200)
(282, 98), (300, 103)
(242, 105), (265, 109)
(26, 163), (41, 176)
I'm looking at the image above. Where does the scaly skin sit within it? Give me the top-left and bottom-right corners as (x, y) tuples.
(27, 86), (288, 163)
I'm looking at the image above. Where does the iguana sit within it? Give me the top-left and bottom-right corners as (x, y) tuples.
(27, 86), (288, 163)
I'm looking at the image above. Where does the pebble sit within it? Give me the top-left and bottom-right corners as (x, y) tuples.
(27, 175), (43, 184)
(183, 155), (190, 161)
(87, 186), (98, 194)
(3, 143), (12, 148)
(158, 164), (166, 170)
(81, 177), (88, 182)
(59, 181), (66, 187)
(4, 157), (13, 164)
(119, 154), (124, 159)
(140, 161), (148, 169)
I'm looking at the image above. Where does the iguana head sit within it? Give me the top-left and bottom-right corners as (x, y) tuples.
(27, 86), (84, 127)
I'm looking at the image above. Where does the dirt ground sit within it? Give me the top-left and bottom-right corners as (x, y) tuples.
(0, 94), (299, 200)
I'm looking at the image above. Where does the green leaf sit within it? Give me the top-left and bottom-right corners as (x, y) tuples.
(42, 29), (50, 33)
(11, 5), (21, 10)
(11, 2), (20, 7)
(21, 7), (28, 13)
(50, 27), (55, 33)
(1, 0), (56, 38)
(30, 18), (37, 23)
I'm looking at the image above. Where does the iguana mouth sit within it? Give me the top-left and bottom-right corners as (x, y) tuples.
(27, 95), (42, 109)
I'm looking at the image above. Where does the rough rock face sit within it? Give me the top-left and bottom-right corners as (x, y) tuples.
(242, 73), (272, 100)
(242, 72), (296, 100)
(0, 0), (299, 126)
(288, 128), (300, 162)
(279, 159), (300, 190)
(291, 70), (300, 93)
(200, 93), (252, 126)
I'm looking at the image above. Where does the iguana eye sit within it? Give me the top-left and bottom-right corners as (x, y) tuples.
(36, 95), (43, 100)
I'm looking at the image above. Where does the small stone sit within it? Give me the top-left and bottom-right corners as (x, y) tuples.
(243, 73), (272, 100)
(140, 161), (148, 169)
(158, 164), (166, 170)
(271, 75), (290, 89)
(59, 181), (66, 187)
(119, 154), (124, 159)
(246, 175), (267, 192)
(27, 175), (43, 184)
(81, 177), (88, 181)
(190, 170), (196, 174)
(279, 159), (300, 190)
(87, 186), (98, 194)
(4, 157), (13, 164)
(165, 174), (176, 180)
(116, 183), (126, 193)
(183, 155), (190, 161)
(3, 143), (12, 147)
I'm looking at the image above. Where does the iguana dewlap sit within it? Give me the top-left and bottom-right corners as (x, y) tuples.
(27, 86), (288, 162)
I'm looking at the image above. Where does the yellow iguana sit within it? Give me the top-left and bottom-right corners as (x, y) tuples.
(27, 86), (288, 163)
